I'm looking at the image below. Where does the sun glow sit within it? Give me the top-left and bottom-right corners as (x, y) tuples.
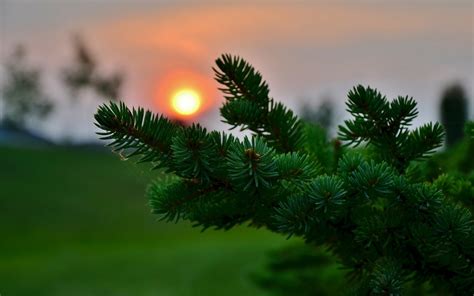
(171, 89), (202, 116)
(154, 70), (217, 119)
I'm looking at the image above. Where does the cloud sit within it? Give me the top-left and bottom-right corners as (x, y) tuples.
(93, 3), (467, 53)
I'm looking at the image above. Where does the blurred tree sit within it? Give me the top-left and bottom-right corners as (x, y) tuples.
(94, 74), (123, 100)
(62, 36), (96, 97)
(300, 98), (334, 132)
(1, 45), (53, 129)
(62, 35), (123, 101)
(252, 244), (345, 296)
(440, 83), (468, 147)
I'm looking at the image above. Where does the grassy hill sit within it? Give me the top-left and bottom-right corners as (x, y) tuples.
(0, 146), (290, 296)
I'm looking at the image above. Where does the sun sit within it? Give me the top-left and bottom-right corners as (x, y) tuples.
(154, 70), (216, 119)
(171, 89), (202, 116)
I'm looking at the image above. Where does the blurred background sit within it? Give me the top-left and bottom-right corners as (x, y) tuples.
(0, 1), (472, 295)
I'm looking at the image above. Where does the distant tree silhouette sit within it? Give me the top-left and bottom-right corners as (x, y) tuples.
(440, 83), (469, 147)
(94, 74), (123, 100)
(62, 36), (96, 96)
(62, 35), (123, 101)
(1, 45), (53, 129)
(300, 98), (334, 132)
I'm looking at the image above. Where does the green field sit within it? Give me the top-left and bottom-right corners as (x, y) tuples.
(0, 146), (293, 296)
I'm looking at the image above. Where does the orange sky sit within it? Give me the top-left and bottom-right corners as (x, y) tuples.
(1, 1), (473, 141)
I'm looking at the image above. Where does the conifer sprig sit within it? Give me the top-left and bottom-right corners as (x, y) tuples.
(171, 124), (217, 183)
(227, 136), (278, 192)
(95, 55), (473, 294)
(214, 54), (304, 152)
(94, 101), (178, 168)
(339, 85), (445, 172)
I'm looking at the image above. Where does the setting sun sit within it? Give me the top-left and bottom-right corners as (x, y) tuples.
(154, 70), (217, 119)
(171, 89), (202, 116)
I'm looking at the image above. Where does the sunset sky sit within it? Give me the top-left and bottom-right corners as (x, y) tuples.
(1, 1), (473, 141)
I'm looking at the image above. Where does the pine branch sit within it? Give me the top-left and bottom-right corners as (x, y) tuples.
(275, 152), (321, 191)
(214, 54), (270, 106)
(171, 124), (217, 183)
(339, 85), (444, 172)
(368, 258), (405, 295)
(402, 122), (445, 161)
(96, 55), (474, 295)
(226, 136), (278, 192)
(308, 175), (346, 219)
(214, 54), (304, 152)
(95, 101), (178, 169)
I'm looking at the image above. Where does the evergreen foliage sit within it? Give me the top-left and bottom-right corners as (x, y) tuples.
(95, 54), (473, 295)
